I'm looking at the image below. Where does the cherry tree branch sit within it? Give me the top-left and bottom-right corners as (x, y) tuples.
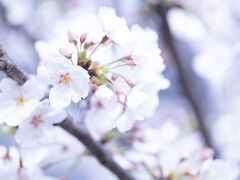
(0, 47), (27, 85)
(155, 5), (219, 157)
(0, 46), (135, 180)
(58, 119), (135, 180)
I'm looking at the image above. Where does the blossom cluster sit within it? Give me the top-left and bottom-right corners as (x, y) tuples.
(1, 1), (238, 179)
(97, 121), (239, 180)
(0, 6), (168, 179)
(36, 7), (169, 135)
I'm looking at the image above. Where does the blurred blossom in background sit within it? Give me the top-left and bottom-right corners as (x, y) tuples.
(0, 0), (240, 180)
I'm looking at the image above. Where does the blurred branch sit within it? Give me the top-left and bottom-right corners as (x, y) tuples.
(0, 3), (39, 62)
(0, 46), (135, 180)
(0, 3), (36, 43)
(155, 5), (219, 157)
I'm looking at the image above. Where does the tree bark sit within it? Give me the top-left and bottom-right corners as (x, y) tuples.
(0, 47), (27, 85)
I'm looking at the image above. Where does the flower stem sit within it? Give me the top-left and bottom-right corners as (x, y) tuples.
(87, 42), (102, 59)
(108, 63), (131, 69)
(106, 57), (125, 67)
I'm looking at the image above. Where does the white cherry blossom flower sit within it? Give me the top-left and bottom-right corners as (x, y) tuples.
(95, 85), (114, 104)
(35, 6), (169, 134)
(0, 146), (57, 180)
(116, 89), (158, 132)
(0, 78), (45, 126)
(0, 146), (20, 180)
(15, 99), (67, 147)
(98, 7), (132, 45)
(37, 58), (90, 108)
(85, 86), (161, 136)
(84, 96), (122, 139)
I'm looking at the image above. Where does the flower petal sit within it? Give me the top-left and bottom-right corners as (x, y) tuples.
(49, 85), (71, 108)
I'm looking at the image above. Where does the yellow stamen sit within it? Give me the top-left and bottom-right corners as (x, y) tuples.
(17, 97), (24, 104)
(31, 116), (43, 128)
(2, 153), (10, 162)
(58, 73), (72, 87)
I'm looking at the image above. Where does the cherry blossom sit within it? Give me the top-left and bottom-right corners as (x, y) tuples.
(1, 2), (238, 179)
(0, 77), (45, 126)
(0, 146), (57, 180)
(15, 99), (67, 147)
(37, 59), (90, 108)
(34, 6), (169, 134)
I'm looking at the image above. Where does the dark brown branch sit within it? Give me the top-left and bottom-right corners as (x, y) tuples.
(0, 47), (27, 85)
(57, 119), (135, 180)
(155, 5), (219, 157)
(0, 46), (135, 180)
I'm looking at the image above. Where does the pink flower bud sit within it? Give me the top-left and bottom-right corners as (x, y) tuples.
(68, 31), (74, 43)
(68, 31), (78, 45)
(92, 84), (98, 91)
(59, 48), (72, 59)
(100, 35), (112, 44)
(111, 75), (118, 81)
(84, 41), (95, 49)
(125, 55), (133, 60)
(126, 80), (135, 88)
(127, 61), (136, 66)
(80, 33), (88, 43)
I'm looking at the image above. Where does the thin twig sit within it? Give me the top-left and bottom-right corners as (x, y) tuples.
(57, 118), (135, 180)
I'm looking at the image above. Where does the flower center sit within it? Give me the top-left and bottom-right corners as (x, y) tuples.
(31, 116), (43, 128)
(16, 97), (24, 105)
(58, 73), (72, 87)
(2, 153), (10, 162)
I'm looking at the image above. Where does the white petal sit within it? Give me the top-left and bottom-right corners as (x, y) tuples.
(15, 123), (37, 147)
(43, 109), (67, 124)
(0, 94), (16, 116)
(5, 114), (25, 126)
(71, 69), (90, 99)
(49, 85), (71, 108)
(23, 77), (46, 100)
(69, 89), (82, 103)
(117, 112), (135, 132)
(0, 78), (19, 93)
(36, 66), (51, 84)
(95, 86), (114, 103)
